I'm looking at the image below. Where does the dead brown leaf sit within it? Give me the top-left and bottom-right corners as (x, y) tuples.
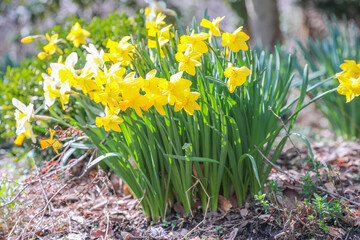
(240, 208), (248, 217)
(218, 195), (232, 212)
(327, 226), (345, 239)
(173, 202), (185, 215)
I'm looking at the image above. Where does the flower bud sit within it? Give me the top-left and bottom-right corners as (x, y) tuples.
(38, 52), (48, 60)
(21, 35), (43, 43)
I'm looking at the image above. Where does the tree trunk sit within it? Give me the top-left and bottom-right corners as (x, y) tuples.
(245, 0), (281, 50)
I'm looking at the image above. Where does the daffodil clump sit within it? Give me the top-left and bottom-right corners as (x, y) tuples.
(13, 9), (310, 221)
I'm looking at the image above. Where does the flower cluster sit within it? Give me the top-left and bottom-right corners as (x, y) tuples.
(41, 40), (200, 132)
(146, 14), (252, 90)
(336, 60), (360, 102)
(14, 12), (253, 150)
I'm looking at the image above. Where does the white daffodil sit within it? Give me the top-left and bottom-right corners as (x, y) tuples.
(49, 52), (79, 96)
(41, 73), (58, 109)
(12, 98), (36, 143)
(83, 44), (104, 76)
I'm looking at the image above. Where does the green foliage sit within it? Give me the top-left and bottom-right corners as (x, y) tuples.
(254, 191), (271, 212)
(309, 193), (344, 232)
(0, 11), (145, 140)
(295, 16), (360, 138)
(255, 178), (345, 235)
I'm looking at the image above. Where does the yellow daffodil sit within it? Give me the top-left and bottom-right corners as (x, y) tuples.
(14, 130), (32, 145)
(179, 32), (209, 53)
(222, 26), (249, 52)
(104, 37), (135, 66)
(174, 92), (201, 115)
(339, 60), (360, 78)
(146, 13), (166, 37)
(336, 74), (360, 103)
(40, 129), (62, 155)
(200, 16), (225, 38)
(142, 94), (168, 115)
(96, 107), (124, 132)
(336, 60), (360, 102)
(12, 98), (36, 143)
(66, 22), (90, 47)
(21, 33), (64, 59)
(93, 81), (122, 111)
(224, 63), (252, 93)
(119, 87), (148, 117)
(159, 71), (192, 105)
(43, 33), (63, 55)
(139, 69), (162, 95)
(175, 47), (202, 76)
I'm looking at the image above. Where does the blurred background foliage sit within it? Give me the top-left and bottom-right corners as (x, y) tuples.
(299, 0), (360, 23)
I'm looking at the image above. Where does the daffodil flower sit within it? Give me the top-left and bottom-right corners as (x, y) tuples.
(146, 13), (166, 37)
(42, 73), (58, 109)
(142, 94), (168, 115)
(66, 22), (90, 47)
(145, 0), (176, 22)
(14, 130), (32, 145)
(159, 71), (192, 105)
(224, 63), (252, 93)
(43, 33), (64, 55)
(104, 37), (135, 66)
(139, 70), (163, 95)
(47, 52), (79, 108)
(222, 26), (249, 52)
(83, 44), (105, 76)
(174, 91), (201, 115)
(336, 60), (360, 102)
(40, 129), (62, 155)
(21, 33), (64, 60)
(175, 47), (202, 76)
(147, 25), (173, 57)
(179, 32), (209, 53)
(119, 87), (148, 117)
(96, 107), (124, 132)
(12, 98), (36, 143)
(200, 16), (225, 39)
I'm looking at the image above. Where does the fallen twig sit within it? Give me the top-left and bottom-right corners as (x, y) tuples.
(7, 216), (22, 238)
(0, 184), (30, 208)
(105, 211), (110, 240)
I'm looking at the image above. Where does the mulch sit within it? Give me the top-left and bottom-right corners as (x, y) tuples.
(1, 139), (360, 239)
